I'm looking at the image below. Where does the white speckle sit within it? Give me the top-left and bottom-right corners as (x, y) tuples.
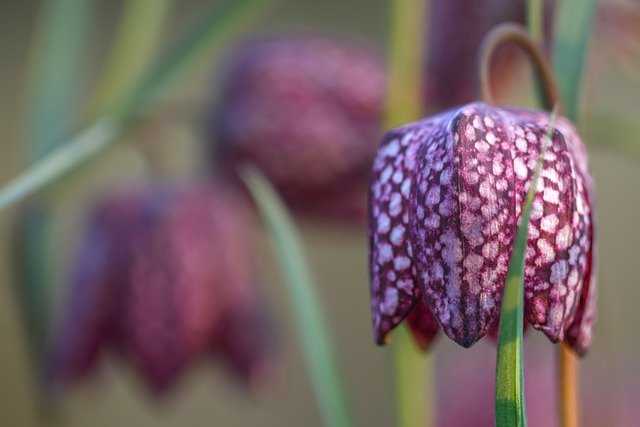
(381, 166), (393, 183)
(392, 170), (404, 184)
(514, 157), (528, 179)
(543, 188), (560, 204)
(467, 171), (480, 184)
(381, 139), (400, 157)
(426, 186), (441, 205)
(556, 225), (571, 250)
(541, 168), (559, 183)
(394, 256), (411, 271)
(389, 193), (402, 217)
(492, 160), (504, 175)
(541, 214), (559, 233)
(426, 213), (440, 229)
(516, 138), (528, 152)
(378, 243), (393, 263)
(381, 287), (399, 315)
(530, 200), (544, 220)
(486, 132), (497, 145)
(475, 140), (490, 152)
(440, 167), (453, 185)
(401, 178), (411, 197)
(550, 260), (568, 285)
(377, 213), (391, 233)
(390, 225), (405, 246)
(482, 241), (499, 259)
(496, 178), (508, 191)
(484, 116), (495, 128)
(537, 239), (556, 263)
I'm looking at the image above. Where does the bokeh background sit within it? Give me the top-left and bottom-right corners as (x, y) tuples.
(0, 0), (638, 426)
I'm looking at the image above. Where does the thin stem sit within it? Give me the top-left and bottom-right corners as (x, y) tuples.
(476, 23), (561, 112)
(385, 0), (432, 425)
(394, 327), (434, 427)
(558, 343), (579, 427)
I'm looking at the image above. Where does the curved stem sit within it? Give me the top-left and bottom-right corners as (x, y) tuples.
(476, 23), (561, 112)
(558, 343), (579, 427)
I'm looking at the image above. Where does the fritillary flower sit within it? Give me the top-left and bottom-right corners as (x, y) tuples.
(210, 34), (386, 220)
(50, 185), (275, 393)
(368, 102), (595, 354)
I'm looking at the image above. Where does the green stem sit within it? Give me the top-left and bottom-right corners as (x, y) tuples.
(552, 0), (597, 122)
(0, 0), (272, 213)
(241, 167), (353, 427)
(394, 327), (434, 427)
(385, 0), (432, 425)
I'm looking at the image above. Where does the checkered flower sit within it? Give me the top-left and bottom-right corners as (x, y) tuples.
(211, 34), (386, 220)
(369, 102), (595, 354)
(50, 185), (275, 392)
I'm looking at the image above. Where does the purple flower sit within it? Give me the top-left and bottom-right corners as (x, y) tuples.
(424, 0), (553, 109)
(50, 185), (275, 393)
(211, 34), (386, 220)
(369, 102), (595, 354)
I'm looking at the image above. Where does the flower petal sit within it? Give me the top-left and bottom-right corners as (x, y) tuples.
(405, 299), (440, 350)
(369, 120), (440, 344)
(411, 104), (516, 347)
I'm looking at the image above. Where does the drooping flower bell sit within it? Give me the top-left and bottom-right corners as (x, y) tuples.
(50, 185), (276, 393)
(210, 34), (386, 221)
(369, 25), (595, 355)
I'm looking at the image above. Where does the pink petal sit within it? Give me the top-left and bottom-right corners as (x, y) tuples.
(369, 119), (442, 344)
(411, 104), (515, 347)
(405, 300), (440, 350)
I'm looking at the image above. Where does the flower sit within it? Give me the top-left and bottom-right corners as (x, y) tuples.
(424, 0), (553, 109)
(50, 185), (275, 393)
(369, 102), (595, 354)
(210, 34), (386, 221)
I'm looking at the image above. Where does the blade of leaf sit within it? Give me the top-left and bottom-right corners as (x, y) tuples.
(495, 109), (558, 427)
(553, 0), (597, 122)
(0, 0), (275, 212)
(88, 0), (173, 116)
(22, 0), (93, 160)
(241, 166), (353, 427)
(18, 0), (94, 374)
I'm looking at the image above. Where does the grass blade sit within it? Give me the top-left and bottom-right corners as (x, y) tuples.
(241, 166), (353, 427)
(553, 0), (597, 122)
(495, 109), (558, 427)
(23, 0), (93, 160)
(385, 0), (432, 426)
(0, 0), (273, 212)
(88, 0), (173, 116)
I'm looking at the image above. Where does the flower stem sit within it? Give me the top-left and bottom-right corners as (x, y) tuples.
(558, 343), (579, 427)
(384, 0), (431, 424)
(394, 327), (434, 427)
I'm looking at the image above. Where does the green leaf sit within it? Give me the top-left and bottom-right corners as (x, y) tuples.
(553, 0), (597, 122)
(240, 166), (353, 427)
(18, 0), (94, 371)
(0, 0), (273, 212)
(495, 110), (558, 427)
(23, 0), (94, 160)
(88, 0), (173, 116)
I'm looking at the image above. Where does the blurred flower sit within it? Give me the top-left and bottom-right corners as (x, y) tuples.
(50, 185), (275, 393)
(369, 103), (595, 353)
(595, 0), (640, 78)
(210, 34), (386, 221)
(424, 0), (553, 109)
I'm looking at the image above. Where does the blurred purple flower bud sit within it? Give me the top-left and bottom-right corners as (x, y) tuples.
(211, 34), (386, 221)
(424, 0), (553, 109)
(369, 103), (595, 353)
(50, 185), (276, 393)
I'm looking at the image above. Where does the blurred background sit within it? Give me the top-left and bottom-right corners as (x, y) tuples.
(0, 0), (638, 426)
